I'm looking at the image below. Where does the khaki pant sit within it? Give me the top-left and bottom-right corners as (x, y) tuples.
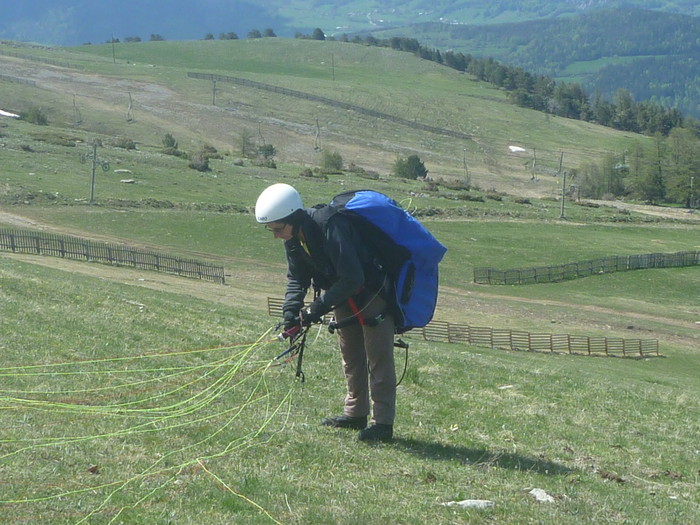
(334, 295), (396, 426)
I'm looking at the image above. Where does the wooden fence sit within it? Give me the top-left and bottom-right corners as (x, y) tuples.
(474, 250), (699, 285)
(266, 298), (659, 358)
(0, 228), (225, 284)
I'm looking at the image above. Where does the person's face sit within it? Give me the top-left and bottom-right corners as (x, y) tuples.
(265, 221), (293, 240)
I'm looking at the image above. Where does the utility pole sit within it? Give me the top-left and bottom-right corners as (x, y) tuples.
(558, 152), (567, 219)
(463, 147), (470, 186)
(81, 141), (109, 204)
(690, 176), (695, 209)
(90, 142), (98, 203)
(126, 92), (134, 122)
(72, 94), (82, 126)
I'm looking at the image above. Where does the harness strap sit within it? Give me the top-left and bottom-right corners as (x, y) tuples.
(328, 292), (387, 334)
(347, 297), (365, 325)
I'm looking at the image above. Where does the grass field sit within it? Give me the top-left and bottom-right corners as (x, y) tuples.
(2, 39), (648, 195)
(1, 38), (698, 524)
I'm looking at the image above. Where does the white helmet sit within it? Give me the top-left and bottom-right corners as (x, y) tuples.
(255, 183), (303, 223)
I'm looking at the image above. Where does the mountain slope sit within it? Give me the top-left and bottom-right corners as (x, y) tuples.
(370, 8), (700, 118)
(0, 38), (649, 199)
(2, 0), (699, 46)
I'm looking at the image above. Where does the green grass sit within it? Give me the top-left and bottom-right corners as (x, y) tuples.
(1, 37), (699, 524)
(2, 38), (651, 189)
(0, 256), (698, 524)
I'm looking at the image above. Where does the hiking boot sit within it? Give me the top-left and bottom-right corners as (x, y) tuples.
(358, 423), (393, 442)
(321, 415), (367, 430)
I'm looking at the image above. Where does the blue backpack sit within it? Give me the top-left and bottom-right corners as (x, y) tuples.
(322, 190), (447, 334)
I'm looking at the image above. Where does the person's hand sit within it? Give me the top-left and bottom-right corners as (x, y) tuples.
(300, 302), (324, 326)
(283, 310), (300, 331)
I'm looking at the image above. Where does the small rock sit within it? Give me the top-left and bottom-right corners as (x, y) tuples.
(441, 499), (494, 509)
(529, 488), (555, 503)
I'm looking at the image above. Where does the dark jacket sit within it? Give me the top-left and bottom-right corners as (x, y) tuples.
(282, 206), (384, 318)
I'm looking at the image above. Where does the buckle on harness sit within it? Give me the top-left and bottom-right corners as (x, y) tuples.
(328, 312), (384, 334)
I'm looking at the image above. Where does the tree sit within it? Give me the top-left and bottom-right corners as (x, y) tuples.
(638, 135), (667, 204)
(258, 144), (276, 159)
(393, 155), (428, 179)
(263, 28), (276, 37)
(311, 28), (325, 41)
(238, 129), (256, 158)
(666, 127), (699, 205)
(149, 34), (165, 41)
(612, 89), (639, 132)
(247, 29), (262, 39)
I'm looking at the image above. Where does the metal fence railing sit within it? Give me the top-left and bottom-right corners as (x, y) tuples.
(0, 228), (225, 284)
(267, 298), (659, 358)
(474, 251), (699, 285)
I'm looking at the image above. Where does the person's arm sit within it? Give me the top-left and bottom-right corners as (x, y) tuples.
(282, 240), (312, 324)
(309, 214), (365, 316)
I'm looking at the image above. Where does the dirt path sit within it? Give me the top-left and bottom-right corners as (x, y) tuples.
(586, 200), (700, 222)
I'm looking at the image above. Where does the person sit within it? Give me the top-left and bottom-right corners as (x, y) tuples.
(255, 183), (396, 442)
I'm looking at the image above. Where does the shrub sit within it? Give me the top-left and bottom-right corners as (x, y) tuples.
(321, 150), (343, 171)
(393, 155), (428, 179)
(162, 133), (187, 157)
(188, 151), (210, 172)
(112, 137), (136, 150)
(201, 144), (222, 160)
(486, 190), (507, 201)
(30, 132), (78, 147)
(258, 144), (276, 159)
(20, 107), (48, 126)
(299, 167), (327, 180)
(162, 133), (178, 149)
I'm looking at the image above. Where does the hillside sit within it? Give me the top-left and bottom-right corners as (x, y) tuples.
(1, 38), (654, 201)
(3, 2), (699, 122)
(370, 8), (700, 119)
(2, 1), (699, 46)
